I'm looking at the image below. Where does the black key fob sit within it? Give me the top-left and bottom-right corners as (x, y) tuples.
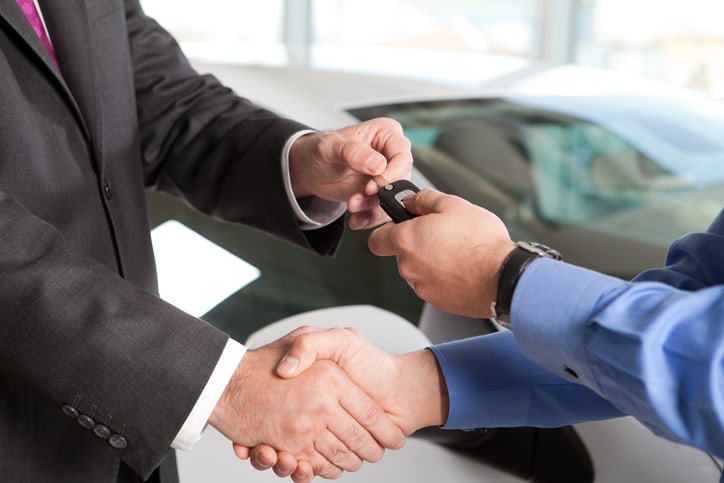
(378, 179), (420, 223)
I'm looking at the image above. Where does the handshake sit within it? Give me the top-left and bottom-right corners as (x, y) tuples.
(207, 326), (449, 483)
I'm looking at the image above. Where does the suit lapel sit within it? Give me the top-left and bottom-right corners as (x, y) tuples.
(0, 0), (104, 166)
(0, 0), (61, 79)
(39, 0), (103, 164)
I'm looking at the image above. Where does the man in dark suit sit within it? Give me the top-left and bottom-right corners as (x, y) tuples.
(0, 1), (412, 482)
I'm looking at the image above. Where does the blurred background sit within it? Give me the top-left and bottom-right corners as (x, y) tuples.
(136, 3), (724, 481)
(141, 0), (724, 343)
(141, 0), (724, 96)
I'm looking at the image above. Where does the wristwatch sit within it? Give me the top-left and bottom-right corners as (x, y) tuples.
(493, 241), (562, 320)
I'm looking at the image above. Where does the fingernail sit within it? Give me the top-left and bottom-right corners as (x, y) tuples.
(278, 356), (300, 375)
(352, 217), (371, 230)
(373, 174), (390, 187)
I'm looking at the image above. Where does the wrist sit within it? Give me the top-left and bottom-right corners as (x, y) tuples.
(399, 350), (449, 430)
(493, 241), (562, 320)
(208, 359), (247, 436)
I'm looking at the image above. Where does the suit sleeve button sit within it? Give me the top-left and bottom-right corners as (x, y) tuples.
(93, 424), (112, 440)
(108, 434), (128, 450)
(77, 414), (95, 430)
(62, 404), (79, 419)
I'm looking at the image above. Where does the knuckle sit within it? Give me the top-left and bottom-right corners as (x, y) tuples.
(348, 423), (371, 450)
(359, 399), (384, 428)
(344, 327), (364, 337)
(398, 264), (414, 281)
(331, 441), (362, 472)
(294, 334), (315, 353)
(339, 140), (363, 161)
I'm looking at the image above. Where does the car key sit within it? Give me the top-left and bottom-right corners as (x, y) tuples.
(378, 179), (420, 222)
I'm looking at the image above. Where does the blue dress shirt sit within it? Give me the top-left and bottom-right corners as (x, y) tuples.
(429, 209), (724, 462)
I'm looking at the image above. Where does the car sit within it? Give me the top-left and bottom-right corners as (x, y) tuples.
(147, 63), (724, 482)
(151, 61), (724, 334)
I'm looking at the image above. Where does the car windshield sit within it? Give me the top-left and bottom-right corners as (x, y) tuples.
(348, 96), (724, 251)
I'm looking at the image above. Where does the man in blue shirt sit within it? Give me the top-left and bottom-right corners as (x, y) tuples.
(252, 189), (723, 482)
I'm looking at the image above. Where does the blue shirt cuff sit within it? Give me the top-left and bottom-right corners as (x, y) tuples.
(510, 258), (622, 390)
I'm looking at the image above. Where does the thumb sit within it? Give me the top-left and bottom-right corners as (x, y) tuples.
(336, 141), (387, 176)
(276, 328), (356, 378)
(399, 188), (444, 216)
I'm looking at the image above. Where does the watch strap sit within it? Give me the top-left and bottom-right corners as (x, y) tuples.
(494, 241), (562, 318)
(495, 246), (538, 317)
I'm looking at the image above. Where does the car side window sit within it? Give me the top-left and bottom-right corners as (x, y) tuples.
(522, 120), (685, 225)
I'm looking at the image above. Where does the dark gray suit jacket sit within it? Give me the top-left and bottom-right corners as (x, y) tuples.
(0, 1), (343, 481)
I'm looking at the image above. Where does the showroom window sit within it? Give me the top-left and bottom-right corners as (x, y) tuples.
(140, 0), (724, 96)
(140, 0), (539, 85)
(140, 0), (287, 63)
(310, 0), (539, 84)
(575, 0), (724, 96)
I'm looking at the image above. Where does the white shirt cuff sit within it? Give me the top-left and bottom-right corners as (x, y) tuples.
(171, 338), (247, 451)
(282, 130), (347, 229)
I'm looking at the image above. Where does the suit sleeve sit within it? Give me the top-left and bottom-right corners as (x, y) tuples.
(0, 192), (230, 478)
(125, 0), (343, 255)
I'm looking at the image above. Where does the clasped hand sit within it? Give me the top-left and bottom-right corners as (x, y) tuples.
(208, 117), (419, 481)
(208, 328), (408, 481)
(227, 327), (449, 482)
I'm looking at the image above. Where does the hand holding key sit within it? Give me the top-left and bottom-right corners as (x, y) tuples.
(370, 188), (516, 318)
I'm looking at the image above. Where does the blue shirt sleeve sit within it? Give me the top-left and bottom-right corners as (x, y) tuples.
(511, 221), (724, 458)
(431, 208), (724, 460)
(429, 331), (624, 430)
(634, 209), (724, 289)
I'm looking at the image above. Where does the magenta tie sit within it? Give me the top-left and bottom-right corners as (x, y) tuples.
(16, 0), (59, 70)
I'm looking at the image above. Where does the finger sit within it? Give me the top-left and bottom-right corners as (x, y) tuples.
(367, 222), (398, 257)
(337, 381), (406, 453)
(250, 445), (279, 471)
(313, 428), (364, 473)
(283, 325), (326, 340)
(367, 118), (412, 175)
(306, 444), (345, 479)
(232, 443), (251, 460)
(348, 207), (392, 231)
(366, 154), (412, 196)
(276, 328), (357, 378)
(291, 461), (315, 483)
(346, 193), (379, 214)
(272, 451), (300, 478)
(373, 174), (390, 187)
